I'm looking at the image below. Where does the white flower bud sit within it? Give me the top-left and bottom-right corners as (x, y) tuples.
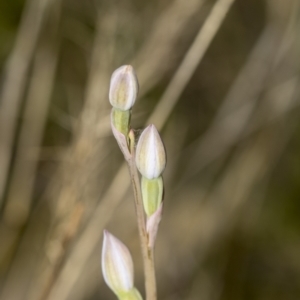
(102, 230), (134, 295)
(109, 65), (138, 111)
(135, 125), (166, 179)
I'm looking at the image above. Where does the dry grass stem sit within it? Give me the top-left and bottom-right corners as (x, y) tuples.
(0, 0), (52, 207)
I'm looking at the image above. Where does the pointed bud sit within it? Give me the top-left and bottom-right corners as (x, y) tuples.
(141, 176), (163, 216)
(135, 125), (166, 179)
(102, 230), (134, 295)
(109, 65), (138, 111)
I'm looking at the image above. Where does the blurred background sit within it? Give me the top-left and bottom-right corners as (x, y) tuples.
(0, 0), (300, 299)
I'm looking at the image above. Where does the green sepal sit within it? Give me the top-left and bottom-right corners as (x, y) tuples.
(111, 108), (131, 137)
(141, 176), (163, 216)
(117, 287), (143, 300)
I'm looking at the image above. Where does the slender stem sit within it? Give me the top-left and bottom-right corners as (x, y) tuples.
(127, 155), (157, 300)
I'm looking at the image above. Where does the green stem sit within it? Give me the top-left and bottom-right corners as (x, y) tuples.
(127, 153), (157, 300)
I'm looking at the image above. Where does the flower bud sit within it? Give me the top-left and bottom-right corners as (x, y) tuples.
(135, 124), (166, 179)
(109, 65), (138, 111)
(102, 230), (134, 295)
(141, 176), (163, 216)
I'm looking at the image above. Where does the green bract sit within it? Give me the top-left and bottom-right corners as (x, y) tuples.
(141, 176), (163, 216)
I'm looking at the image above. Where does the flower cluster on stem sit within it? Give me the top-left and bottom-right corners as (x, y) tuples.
(102, 65), (167, 300)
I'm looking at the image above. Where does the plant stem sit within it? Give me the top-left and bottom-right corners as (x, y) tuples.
(127, 155), (157, 300)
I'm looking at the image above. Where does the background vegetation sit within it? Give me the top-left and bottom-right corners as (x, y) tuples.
(0, 0), (299, 299)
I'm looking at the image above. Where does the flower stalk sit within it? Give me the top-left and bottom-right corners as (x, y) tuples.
(127, 133), (157, 300)
(106, 65), (166, 300)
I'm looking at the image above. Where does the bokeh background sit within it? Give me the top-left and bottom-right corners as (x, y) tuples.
(0, 0), (300, 299)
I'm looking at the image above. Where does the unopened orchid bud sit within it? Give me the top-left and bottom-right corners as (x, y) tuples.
(109, 65), (138, 111)
(101, 230), (134, 296)
(141, 176), (163, 216)
(135, 124), (166, 179)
